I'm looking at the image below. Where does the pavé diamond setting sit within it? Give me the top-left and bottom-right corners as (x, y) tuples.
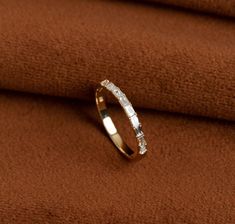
(96, 79), (147, 158)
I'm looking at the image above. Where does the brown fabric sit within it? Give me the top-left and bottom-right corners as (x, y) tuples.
(146, 0), (235, 18)
(1, 1), (235, 222)
(0, 0), (234, 121)
(0, 90), (234, 223)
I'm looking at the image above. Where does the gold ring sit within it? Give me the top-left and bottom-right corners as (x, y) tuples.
(95, 79), (147, 160)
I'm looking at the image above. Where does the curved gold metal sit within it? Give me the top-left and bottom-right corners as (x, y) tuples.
(95, 81), (147, 160)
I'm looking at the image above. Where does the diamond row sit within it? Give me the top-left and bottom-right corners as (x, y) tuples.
(101, 79), (147, 155)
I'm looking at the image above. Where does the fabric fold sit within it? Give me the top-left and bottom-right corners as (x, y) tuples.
(145, 0), (235, 18)
(0, 90), (234, 223)
(0, 0), (234, 120)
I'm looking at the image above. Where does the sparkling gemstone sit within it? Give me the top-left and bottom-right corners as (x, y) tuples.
(130, 115), (140, 129)
(100, 79), (109, 86)
(119, 96), (130, 107)
(139, 146), (147, 155)
(138, 137), (147, 154)
(135, 126), (144, 138)
(106, 82), (115, 91)
(124, 105), (135, 117)
(112, 88), (123, 98)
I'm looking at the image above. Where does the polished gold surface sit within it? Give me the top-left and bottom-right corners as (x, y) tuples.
(95, 84), (146, 160)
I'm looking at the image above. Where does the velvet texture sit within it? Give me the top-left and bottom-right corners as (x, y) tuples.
(0, 0), (234, 120)
(0, 0), (234, 223)
(0, 91), (234, 223)
(147, 0), (235, 17)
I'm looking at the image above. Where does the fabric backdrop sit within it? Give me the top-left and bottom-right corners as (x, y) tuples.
(0, 0), (235, 223)
(0, 0), (234, 121)
(0, 90), (234, 223)
(146, 0), (235, 17)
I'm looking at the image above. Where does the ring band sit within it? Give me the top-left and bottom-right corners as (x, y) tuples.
(95, 79), (147, 159)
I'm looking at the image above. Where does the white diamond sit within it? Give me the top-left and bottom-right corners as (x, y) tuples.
(139, 137), (146, 146)
(119, 96), (130, 107)
(138, 137), (147, 155)
(130, 115), (139, 129)
(124, 105), (135, 117)
(139, 146), (147, 155)
(112, 88), (123, 98)
(106, 82), (115, 91)
(135, 126), (144, 138)
(101, 79), (109, 86)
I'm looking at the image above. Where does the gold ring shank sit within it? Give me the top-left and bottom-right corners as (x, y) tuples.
(95, 80), (147, 159)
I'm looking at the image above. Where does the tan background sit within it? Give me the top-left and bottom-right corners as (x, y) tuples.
(0, 0), (234, 120)
(0, 91), (234, 223)
(0, 0), (234, 223)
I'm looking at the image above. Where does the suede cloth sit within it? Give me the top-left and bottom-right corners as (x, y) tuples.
(0, 0), (235, 223)
(146, 0), (235, 17)
(0, 0), (234, 121)
(0, 90), (234, 223)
